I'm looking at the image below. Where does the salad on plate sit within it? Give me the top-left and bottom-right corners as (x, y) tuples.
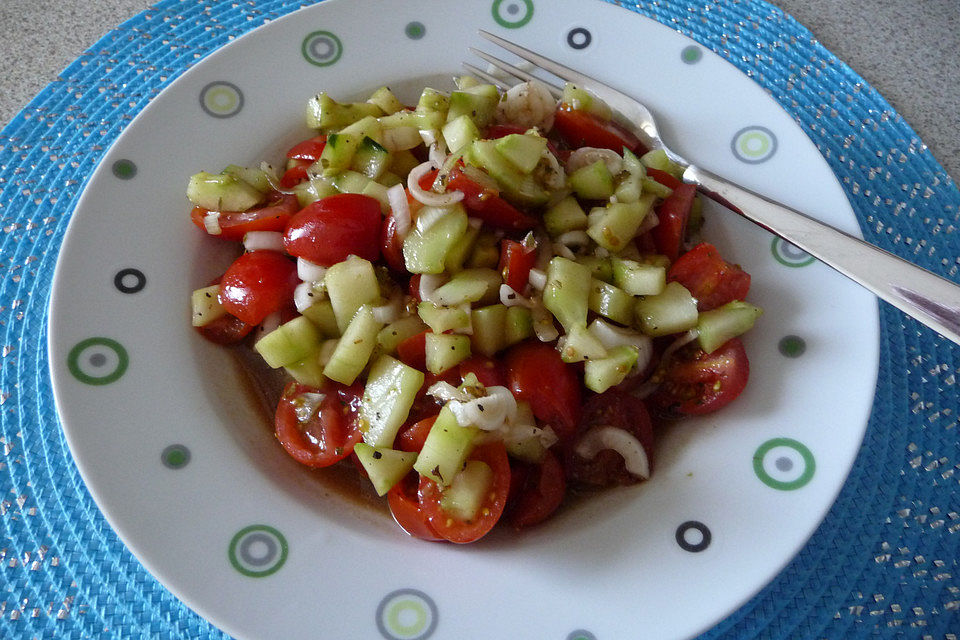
(187, 75), (761, 543)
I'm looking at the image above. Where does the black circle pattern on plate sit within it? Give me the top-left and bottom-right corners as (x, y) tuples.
(114, 268), (146, 294)
(566, 27), (592, 50)
(676, 520), (712, 552)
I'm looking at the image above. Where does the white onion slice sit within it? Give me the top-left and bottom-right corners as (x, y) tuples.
(386, 183), (411, 238)
(297, 257), (327, 283)
(500, 284), (533, 308)
(371, 297), (402, 324)
(418, 274), (447, 303)
(531, 302), (559, 342)
(202, 212), (222, 235)
(527, 268), (547, 291)
(566, 147), (624, 175)
(556, 230), (591, 250)
(575, 426), (650, 479)
(243, 231), (285, 253)
(407, 161), (464, 207)
(382, 126), (422, 152)
(636, 210), (660, 236)
(293, 282), (319, 313)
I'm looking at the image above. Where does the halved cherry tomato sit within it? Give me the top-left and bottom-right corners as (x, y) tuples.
(396, 330), (428, 371)
(218, 250), (298, 325)
(274, 381), (364, 468)
(649, 338), (750, 415)
(381, 191), (422, 273)
(280, 162), (310, 188)
(499, 239), (536, 292)
(283, 193), (381, 266)
(668, 242), (751, 311)
(395, 414), (437, 453)
(508, 449), (566, 528)
(566, 390), (655, 487)
(388, 472), (443, 541)
(418, 441), (511, 543)
(504, 341), (581, 443)
(196, 312), (254, 345)
(645, 167), (682, 190)
(458, 355), (505, 388)
(651, 182), (697, 262)
(285, 135), (327, 162)
(553, 105), (645, 154)
(446, 167), (538, 231)
(189, 193), (300, 242)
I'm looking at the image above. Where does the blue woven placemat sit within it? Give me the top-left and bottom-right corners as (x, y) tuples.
(1, 0), (957, 638)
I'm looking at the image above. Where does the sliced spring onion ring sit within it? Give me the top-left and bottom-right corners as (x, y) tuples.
(575, 426), (650, 479)
(407, 161), (464, 207)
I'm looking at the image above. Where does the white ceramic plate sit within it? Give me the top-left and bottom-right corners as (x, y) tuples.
(48, 1), (879, 638)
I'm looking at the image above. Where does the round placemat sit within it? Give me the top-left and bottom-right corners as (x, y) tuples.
(1, 1), (957, 639)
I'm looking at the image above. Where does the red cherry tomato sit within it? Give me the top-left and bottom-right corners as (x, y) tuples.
(566, 390), (655, 487)
(381, 191), (421, 273)
(280, 162), (310, 188)
(446, 167), (538, 231)
(274, 381), (364, 468)
(218, 250), (298, 325)
(388, 472), (443, 541)
(190, 193), (300, 242)
(395, 414), (437, 453)
(651, 183), (697, 262)
(553, 105), (645, 154)
(499, 239), (537, 293)
(396, 330), (428, 372)
(195, 313), (255, 345)
(668, 243), (751, 311)
(283, 193), (382, 266)
(484, 124), (527, 138)
(649, 338), (750, 416)
(285, 135), (327, 162)
(418, 441), (511, 543)
(458, 355), (505, 388)
(504, 341), (581, 443)
(508, 449), (566, 528)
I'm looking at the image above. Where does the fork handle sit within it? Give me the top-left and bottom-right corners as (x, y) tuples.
(685, 165), (960, 346)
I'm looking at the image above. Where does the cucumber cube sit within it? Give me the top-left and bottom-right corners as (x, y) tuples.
(543, 195), (588, 237)
(325, 256), (380, 333)
(569, 160), (614, 200)
(559, 323), (609, 363)
(354, 444), (418, 496)
(635, 281), (699, 336)
(470, 304), (508, 356)
(403, 204), (469, 274)
(586, 195), (655, 252)
(255, 316), (321, 368)
(440, 460), (494, 521)
(584, 345), (640, 393)
(589, 279), (635, 326)
(414, 405), (479, 487)
(360, 355), (425, 447)
(366, 86), (404, 115)
(495, 133), (547, 174)
(377, 315), (428, 354)
(191, 285), (226, 327)
(442, 115), (482, 153)
(187, 171), (263, 212)
(418, 302), (472, 334)
(611, 256), (666, 296)
(543, 257), (591, 332)
(322, 305), (383, 384)
(504, 306), (534, 346)
(425, 333), (472, 374)
(432, 268), (501, 307)
(697, 301), (762, 353)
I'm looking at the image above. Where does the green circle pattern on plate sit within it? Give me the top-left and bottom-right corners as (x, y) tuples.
(66, 337), (129, 386)
(753, 438), (816, 490)
(111, 159), (137, 179)
(376, 589), (438, 640)
(161, 444), (191, 469)
(491, 0), (534, 29)
(227, 524), (288, 578)
(731, 125), (777, 163)
(405, 21), (426, 40)
(199, 81), (244, 118)
(779, 335), (807, 358)
(681, 44), (703, 64)
(771, 237), (816, 267)
(301, 30), (343, 66)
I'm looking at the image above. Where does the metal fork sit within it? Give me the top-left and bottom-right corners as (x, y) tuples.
(467, 29), (960, 347)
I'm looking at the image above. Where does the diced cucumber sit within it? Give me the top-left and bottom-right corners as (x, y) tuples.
(464, 140), (549, 207)
(425, 333), (472, 374)
(377, 315), (428, 353)
(378, 109), (444, 131)
(696, 301), (763, 353)
(584, 345), (639, 393)
(301, 299), (340, 337)
(569, 160), (614, 200)
(558, 323), (609, 363)
(432, 268), (501, 306)
(306, 92), (383, 131)
(640, 148), (685, 179)
(447, 84), (500, 127)
(504, 306), (534, 346)
(416, 87), (449, 117)
(222, 164), (276, 193)
(503, 405), (547, 463)
(542, 257), (592, 332)
(283, 348), (326, 387)
(442, 115), (482, 153)
(360, 355), (425, 447)
(577, 255), (613, 283)
(389, 150), (421, 179)
(414, 405), (479, 486)
(191, 285), (226, 327)
(635, 281), (699, 336)
(470, 304), (508, 357)
(641, 177), (673, 199)
(466, 230), (501, 269)
(187, 171), (264, 212)
(255, 316), (321, 368)
(561, 83), (613, 120)
(611, 256), (666, 296)
(418, 302), (472, 334)
(354, 443), (417, 496)
(495, 133), (547, 174)
(589, 279), (635, 326)
(325, 256), (380, 333)
(444, 224), (480, 273)
(402, 204), (469, 274)
(318, 132), (361, 175)
(350, 136), (391, 179)
(439, 460), (494, 521)
(586, 195), (655, 252)
(366, 86), (404, 115)
(543, 195), (588, 237)
(614, 169), (644, 203)
(322, 305), (383, 384)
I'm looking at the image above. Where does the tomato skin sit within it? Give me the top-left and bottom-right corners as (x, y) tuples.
(446, 168), (538, 231)
(651, 183), (697, 262)
(380, 212), (408, 273)
(274, 381), (364, 468)
(499, 239), (536, 292)
(667, 242), (751, 311)
(285, 135), (327, 162)
(283, 193), (382, 266)
(553, 105), (645, 154)
(388, 472), (443, 541)
(508, 449), (566, 528)
(645, 167), (682, 190)
(280, 163), (309, 188)
(566, 390), (655, 488)
(195, 313), (255, 345)
(458, 355), (505, 388)
(396, 330), (428, 371)
(504, 341), (581, 443)
(190, 193), (300, 241)
(649, 338), (750, 416)
(418, 441), (511, 543)
(218, 250), (299, 325)
(395, 414), (437, 453)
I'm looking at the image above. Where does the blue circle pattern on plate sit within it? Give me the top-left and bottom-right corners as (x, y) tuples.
(199, 81), (244, 118)
(1, 0), (958, 639)
(376, 589), (438, 640)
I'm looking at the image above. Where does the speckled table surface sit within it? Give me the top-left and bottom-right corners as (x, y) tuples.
(1, 0), (958, 179)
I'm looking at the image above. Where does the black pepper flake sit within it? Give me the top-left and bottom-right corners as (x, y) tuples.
(477, 404), (485, 412)
(432, 465), (443, 482)
(372, 450), (383, 460)
(205, 292), (212, 298)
